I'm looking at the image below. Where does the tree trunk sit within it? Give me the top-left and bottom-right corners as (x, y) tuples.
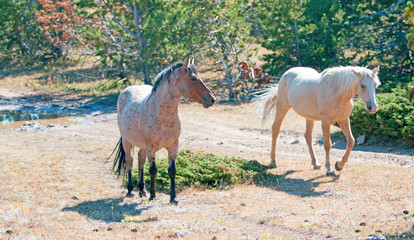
(221, 57), (236, 102)
(143, 61), (152, 85)
(294, 19), (301, 66)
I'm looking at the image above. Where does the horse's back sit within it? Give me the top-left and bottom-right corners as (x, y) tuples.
(117, 85), (152, 114)
(281, 67), (322, 120)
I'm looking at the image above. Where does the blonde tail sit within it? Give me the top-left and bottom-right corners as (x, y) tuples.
(252, 84), (279, 124)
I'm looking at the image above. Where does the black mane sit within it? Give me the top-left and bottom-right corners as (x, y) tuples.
(150, 62), (198, 95)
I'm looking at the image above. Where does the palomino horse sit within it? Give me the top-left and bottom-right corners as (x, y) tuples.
(254, 66), (380, 175)
(112, 58), (215, 204)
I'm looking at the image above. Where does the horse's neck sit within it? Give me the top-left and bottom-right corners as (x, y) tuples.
(340, 83), (359, 104)
(148, 82), (181, 120)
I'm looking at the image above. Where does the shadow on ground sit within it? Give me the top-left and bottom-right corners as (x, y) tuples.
(383, 224), (414, 239)
(62, 197), (153, 223)
(0, 91), (118, 117)
(330, 135), (414, 157)
(241, 160), (338, 197)
(257, 168), (338, 197)
(35, 66), (104, 84)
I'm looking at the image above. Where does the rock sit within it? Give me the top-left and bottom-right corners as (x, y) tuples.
(21, 121), (44, 132)
(356, 135), (366, 145)
(71, 195), (79, 200)
(291, 139), (300, 144)
(47, 124), (55, 128)
(217, 141), (224, 145)
(403, 210), (409, 214)
(360, 222), (366, 226)
(23, 121), (37, 126)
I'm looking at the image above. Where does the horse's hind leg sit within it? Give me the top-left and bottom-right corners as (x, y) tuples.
(335, 118), (355, 171)
(122, 139), (135, 197)
(305, 119), (321, 170)
(137, 149), (147, 197)
(146, 148), (157, 201)
(269, 96), (290, 168)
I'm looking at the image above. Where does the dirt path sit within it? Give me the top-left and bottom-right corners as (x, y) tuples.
(0, 88), (413, 239)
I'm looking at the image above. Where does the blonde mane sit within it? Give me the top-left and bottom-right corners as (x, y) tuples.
(320, 66), (380, 98)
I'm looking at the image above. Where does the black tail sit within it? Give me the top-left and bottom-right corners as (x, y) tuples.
(109, 138), (126, 176)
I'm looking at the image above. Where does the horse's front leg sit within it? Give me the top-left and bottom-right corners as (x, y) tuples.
(137, 149), (147, 197)
(146, 148), (157, 201)
(167, 142), (179, 205)
(305, 119), (321, 169)
(335, 118), (355, 171)
(321, 118), (334, 176)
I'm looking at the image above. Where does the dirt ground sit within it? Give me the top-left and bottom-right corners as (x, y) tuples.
(0, 83), (413, 240)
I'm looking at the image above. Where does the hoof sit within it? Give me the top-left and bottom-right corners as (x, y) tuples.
(170, 198), (179, 205)
(326, 170), (335, 176)
(126, 192), (134, 198)
(335, 162), (344, 171)
(139, 190), (147, 198)
(313, 164), (321, 170)
(149, 194), (156, 201)
(268, 161), (278, 169)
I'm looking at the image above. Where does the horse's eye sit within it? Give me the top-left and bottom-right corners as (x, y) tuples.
(361, 84), (366, 89)
(191, 77), (197, 81)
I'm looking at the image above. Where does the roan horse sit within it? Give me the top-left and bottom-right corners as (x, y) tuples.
(112, 58), (215, 204)
(254, 66), (380, 175)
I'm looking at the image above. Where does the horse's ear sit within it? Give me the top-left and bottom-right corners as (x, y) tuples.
(372, 66), (380, 75)
(182, 58), (191, 73)
(352, 69), (361, 77)
(190, 57), (195, 65)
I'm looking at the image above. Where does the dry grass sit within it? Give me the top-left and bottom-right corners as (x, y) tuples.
(0, 70), (413, 239)
(0, 99), (413, 239)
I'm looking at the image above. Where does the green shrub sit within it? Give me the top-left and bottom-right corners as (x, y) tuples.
(130, 150), (281, 193)
(350, 87), (414, 141)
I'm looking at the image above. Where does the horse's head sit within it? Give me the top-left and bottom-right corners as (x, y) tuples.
(353, 66), (381, 114)
(176, 57), (215, 108)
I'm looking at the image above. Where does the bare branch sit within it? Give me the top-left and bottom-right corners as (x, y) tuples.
(361, 0), (407, 20)
(103, 0), (138, 39)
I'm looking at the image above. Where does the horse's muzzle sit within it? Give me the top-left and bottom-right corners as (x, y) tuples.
(202, 96), (215, 108)
(367, 103), (378, 114)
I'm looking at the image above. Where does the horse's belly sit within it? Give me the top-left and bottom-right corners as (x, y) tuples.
(288, 81), (321, 120)
(293, 108), (322, 121)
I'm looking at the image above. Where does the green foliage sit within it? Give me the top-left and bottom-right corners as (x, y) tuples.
(131, 150), (280, 193)
(258, 0), (413, 91)
(404, 1), (414, 50)
(349, 86), (414, 141)
(341, 0), (413, 92)
(257, 0), (345, 77)
(3, 0), (414, 101)
(0, 0), (55, 60)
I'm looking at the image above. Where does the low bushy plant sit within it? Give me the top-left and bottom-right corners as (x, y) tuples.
(130, 150), (281, 193)
(350, 87), (414, 141)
